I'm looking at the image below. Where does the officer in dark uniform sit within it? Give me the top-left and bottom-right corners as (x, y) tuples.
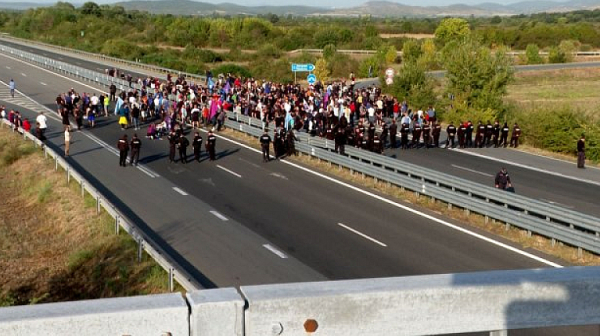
(346, 126), (355, 149)
(422, 121), (431, 148)
(446, 122), (456, 148)
(206, 129), (217, 161)
(475, 121), (485, 148)
(500, 122), (510, 148)
(192, 131), (203, 162)
(168, 130), (178, 163)
(129, 133), (142, 166)
(485, 121), (494, 147)
(178, 133), (189, 164)
(380, 122), (389, 148)
(400, 123), (410, 149)
(326, 124), (334, 140)
(274, 128), (282, 159)
(492, 120), (501, 148)
(510, 123), (521, 148)
(412, 122), (422, 149)
(117, 134), (129, 167)
(286, 129), (297, 156)
(367, 122), (376, 150)
(335, 127), (347, 155)
(389, 119), (398, 149)
(432, 120), (442, 147)
(373, 134), (383, 154)
(260, 129), (272, 162)
(457, 122), (466, 148)
(466, 121), (474, 147)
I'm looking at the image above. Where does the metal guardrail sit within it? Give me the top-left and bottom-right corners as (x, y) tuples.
(3, 39), (599, 256)
(0, 35), (207, 83)
(0, 119), (201, 292)
(225, 113), (600, 255)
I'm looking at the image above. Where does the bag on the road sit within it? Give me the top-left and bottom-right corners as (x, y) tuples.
(506, 186), (515, 193)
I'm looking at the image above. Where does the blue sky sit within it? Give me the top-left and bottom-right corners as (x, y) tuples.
(2, 0), (571, 8)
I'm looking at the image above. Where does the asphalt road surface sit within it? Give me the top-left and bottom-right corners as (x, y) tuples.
(2, 42), (600, 336)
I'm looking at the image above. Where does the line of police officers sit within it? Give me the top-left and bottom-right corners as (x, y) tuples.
(260, 128), (298, 162)
(445, 121), (521, 149)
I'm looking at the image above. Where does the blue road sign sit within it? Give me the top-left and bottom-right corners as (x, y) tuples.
(292, 63), (315, 72)
(307, 74), (317, 85)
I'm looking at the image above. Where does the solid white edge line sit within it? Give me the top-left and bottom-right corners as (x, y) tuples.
(450, 148), (600, 187)
(172, 187), (188, 196)
(263, 244), (288, 259)
(209, 210), (228, 221)
(0, 54), (161, 179)
(216, 164), (242, 178)
(338, 223), (387, 247)
(512, 148), (600, 171)
(209, 129), (563, 268)
(451, 164), (494, 177)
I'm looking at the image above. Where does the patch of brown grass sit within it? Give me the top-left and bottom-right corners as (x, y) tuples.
(222, 127), (600, 267)
(0, 127), (174, 307)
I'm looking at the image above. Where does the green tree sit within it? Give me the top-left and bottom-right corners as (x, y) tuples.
(402, 39), (422, 63)
(314, 58), (330, 83)
(558, 40), (577, 62)
(548, 46), (567, 63)
(385, 45), (398, 64)
(525, 44), (544, 64)
(384, 60), (436, 109)
(435, 18), (471, 46)
(418, 39), (437, 70)
(80, 2), (101, 16)
(322, 43), (337, 62)
(443, 38), (514, 113)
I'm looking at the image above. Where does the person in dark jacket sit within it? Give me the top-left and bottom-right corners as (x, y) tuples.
(260, 130), (272, 162)
(577, 135), (586, 169)
(494, 168), (511, 190)
(178, 133), (189, 164)
(389, 119), (398, 149)
(192, 132), (203, 162)
(129, 133), (142, 166)
(206, 129), (217, 161)
(117, 134), (129, 167)
(168, 130), (178, 163)
(286, 130), (298, 156)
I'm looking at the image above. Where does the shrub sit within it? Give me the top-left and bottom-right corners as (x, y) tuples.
(212, 64), (252, 78)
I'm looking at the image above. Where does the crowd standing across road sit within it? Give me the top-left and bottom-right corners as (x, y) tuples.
(0, 71), (587, 171)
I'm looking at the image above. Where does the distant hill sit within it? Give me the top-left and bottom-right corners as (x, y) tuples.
(115, 0), (329, 16)
(3, 0), (600, 17)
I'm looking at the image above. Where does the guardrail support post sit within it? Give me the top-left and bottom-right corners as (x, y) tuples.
(115, 216), (120, 235)
(485, 215), (489, 223)
(81, 182), (84, 197)
(55, 157), (58, 171)
(169, 268), (174, 292)
(44, 145), (47, 158)
(67, 167), (70, 184)
(578, 247), (583, 258)
(465, 209), (470, 216)
(137, 240), (143, 262)
(448, 203), (452, 210)
(96, 196), (100, 215)
(505, 223), (510, 231)
(490, 330), (507, 336)
(551, 238), (556, 247)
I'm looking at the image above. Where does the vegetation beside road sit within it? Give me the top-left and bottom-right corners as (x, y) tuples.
(0, 127), (173, 307)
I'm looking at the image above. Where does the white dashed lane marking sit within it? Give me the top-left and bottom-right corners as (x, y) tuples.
(210, 211), (228, 221)
(172, 187), (188, 196)
(263, 244), (288, 259)
(338, 223), (387, 247)
(216, 165), (242, 178)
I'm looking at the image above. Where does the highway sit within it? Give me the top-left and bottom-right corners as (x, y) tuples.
(3, 40), (600, 336)
(0, 53), (559, 279)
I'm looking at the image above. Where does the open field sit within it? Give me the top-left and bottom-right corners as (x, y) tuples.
(0, 127), (175, 307)
(506, 68), (600, 117)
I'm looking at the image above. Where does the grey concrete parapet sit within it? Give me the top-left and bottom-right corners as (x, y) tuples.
(187, 288), (245, 336)
(240, 266), (600, 335)
(0, 293), (189, 336)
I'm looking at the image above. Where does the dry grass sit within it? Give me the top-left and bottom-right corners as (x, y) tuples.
(507, 68), (600, 116)
(0, 127), (175, 307)
(222, 127), (600, 267)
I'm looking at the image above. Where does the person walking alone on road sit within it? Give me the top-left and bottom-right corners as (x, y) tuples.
(36, 112), (48, 139)
(494, 168), (512, 191)
(117, 134), (129, 167)
(260, 129), (272, 162)
(9, 79), (15, 98)
(64, 127), (71, 157)
(577, 135), (586, 169)
(130, 133), (142, 166)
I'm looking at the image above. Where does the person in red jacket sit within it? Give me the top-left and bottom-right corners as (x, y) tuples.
(22, 118), (31, 133)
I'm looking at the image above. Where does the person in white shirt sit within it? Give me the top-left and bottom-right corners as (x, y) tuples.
(64, 128), (71, 157)
(36, 112), (48, 137)
(90, 94), (99, 115)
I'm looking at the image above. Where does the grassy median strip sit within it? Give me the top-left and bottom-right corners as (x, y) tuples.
(222, 127), (600, 267)
(0, 127), (177, 307)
